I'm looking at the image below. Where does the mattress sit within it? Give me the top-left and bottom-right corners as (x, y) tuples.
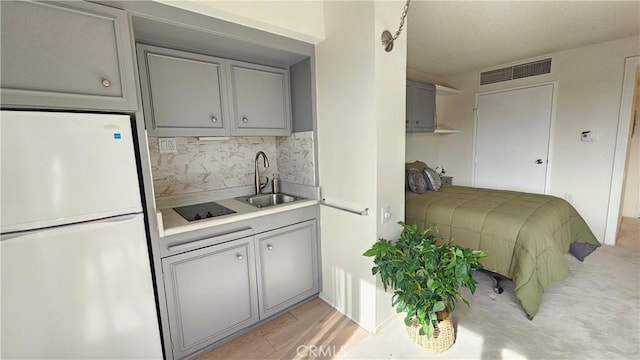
(405, 185), (600, 318)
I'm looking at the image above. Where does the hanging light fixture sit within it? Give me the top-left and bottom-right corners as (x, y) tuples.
(381, 0), (411, 52)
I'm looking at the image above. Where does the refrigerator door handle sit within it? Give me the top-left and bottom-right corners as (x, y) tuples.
(1, 213), (143, 241)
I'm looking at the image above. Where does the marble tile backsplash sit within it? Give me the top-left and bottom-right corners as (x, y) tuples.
(149, 136), (277, 197)
(277, 131), (315, 186)
(149, 132), (315, 198)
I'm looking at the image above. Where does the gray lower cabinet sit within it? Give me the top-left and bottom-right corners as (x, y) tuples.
(161, 216), (319, 359)
(162, 237), (258, 360)
(406, 80), (436, 132)
(0, 1), (137, 111)
(228, 60), (292, 136)
(137, 45), (231, 137)
(256, 220), (318, 318)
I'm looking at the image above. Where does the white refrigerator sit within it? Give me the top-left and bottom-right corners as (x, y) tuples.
(0, 111), (163, 359)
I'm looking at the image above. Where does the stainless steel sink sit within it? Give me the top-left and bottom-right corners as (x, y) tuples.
(237, 193), (301, 208)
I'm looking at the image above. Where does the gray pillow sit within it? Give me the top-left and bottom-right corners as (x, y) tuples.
(406, 161), (429, 190)
(407, 168), (428, 194)
(423, 167), (442, 191)
(569, 242), (599, 262)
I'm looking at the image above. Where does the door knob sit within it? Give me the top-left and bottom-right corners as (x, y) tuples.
(535, 159), (544, 164)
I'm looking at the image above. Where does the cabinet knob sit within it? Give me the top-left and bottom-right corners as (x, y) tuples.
(535, 159), (544, 164)
(211, 116), (218, 123)
(101, 78), (111, 87)
(267, 244), (273, 250)
(236, 254), (244, 260)
(415, 121), (419, 124)
(242, 117), (249, 123)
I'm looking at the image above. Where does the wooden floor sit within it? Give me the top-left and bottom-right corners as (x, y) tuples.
(197, 297), (368, 360)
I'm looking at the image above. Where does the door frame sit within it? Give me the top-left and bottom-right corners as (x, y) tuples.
(604, 56), (640, 245)
(472, 82), (558, 194)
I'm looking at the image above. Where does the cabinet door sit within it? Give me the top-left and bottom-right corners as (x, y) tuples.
(0, 1), (137, 111)
(137, 45), (230, 137)
(228, 60), (291, 136)
(256, 220), (318, 319)
(162, 237), (258, 359)
(407, 81), (436, 132)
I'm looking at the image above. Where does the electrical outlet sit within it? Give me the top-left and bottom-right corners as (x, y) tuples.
(381, 206), (391, 224)
(159, 138), (177, 154)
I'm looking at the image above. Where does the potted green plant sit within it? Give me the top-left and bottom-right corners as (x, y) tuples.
(363, 222), (487, 352)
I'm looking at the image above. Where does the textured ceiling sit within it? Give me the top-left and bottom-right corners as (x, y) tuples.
(407, 1), (640, 77)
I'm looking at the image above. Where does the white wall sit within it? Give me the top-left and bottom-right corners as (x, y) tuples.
(405, 133), (440, 166)
(437, 35), (640, 242)
(373, 0), (407, 329)
(621, 69), (640, 218)
(316, 1), (406, 332)
(152, 0), (325, 44)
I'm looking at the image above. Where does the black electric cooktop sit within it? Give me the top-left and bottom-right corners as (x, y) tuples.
(173, 202), (236, 222)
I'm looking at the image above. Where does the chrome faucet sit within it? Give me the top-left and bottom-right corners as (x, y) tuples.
(254, 151), (270, 195)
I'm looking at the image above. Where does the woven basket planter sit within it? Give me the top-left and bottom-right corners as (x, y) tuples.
(405, 310), (455, 353)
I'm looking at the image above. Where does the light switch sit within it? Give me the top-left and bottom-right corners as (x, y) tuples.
(381, 206), (391, 224)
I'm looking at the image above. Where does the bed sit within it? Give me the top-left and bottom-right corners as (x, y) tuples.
(405, 184), (600, 319)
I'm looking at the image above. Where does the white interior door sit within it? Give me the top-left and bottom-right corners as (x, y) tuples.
(474, 84), (554, 193)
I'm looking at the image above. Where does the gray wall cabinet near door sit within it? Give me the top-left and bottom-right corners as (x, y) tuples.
(406, 80), (436, 132)
(137, 45), (230, 137)
(0, 1), (137, 111)
(162, 237), (258, 360)
(228, 60), (292, 136)
(256, 220), (318, 318)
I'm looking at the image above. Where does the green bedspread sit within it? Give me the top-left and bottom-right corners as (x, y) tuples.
(405, 186), (600, 319)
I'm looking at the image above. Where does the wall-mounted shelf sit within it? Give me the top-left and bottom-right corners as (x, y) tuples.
(433, 124), (459, 134)
(435, 85), (460, 133)
(435, 84), (461, 96)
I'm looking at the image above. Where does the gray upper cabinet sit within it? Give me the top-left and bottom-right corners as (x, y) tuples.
(137, 45), (230, 137)
(0, 1), (137, 111)
(228, 60), (292, 136)
(406, 80), (436, 132)
(256, 220), (318, 319)
(162, 236), (258, 360)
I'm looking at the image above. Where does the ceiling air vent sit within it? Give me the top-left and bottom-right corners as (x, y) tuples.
(480, 58), (552, 85)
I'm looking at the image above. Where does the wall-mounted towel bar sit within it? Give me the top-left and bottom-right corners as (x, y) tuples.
(320, 199), (369, 216)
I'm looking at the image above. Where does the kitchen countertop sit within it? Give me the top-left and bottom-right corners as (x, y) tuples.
(157, 196), (318, 237)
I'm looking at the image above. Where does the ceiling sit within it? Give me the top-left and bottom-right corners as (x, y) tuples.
(407, 1), (640, 77)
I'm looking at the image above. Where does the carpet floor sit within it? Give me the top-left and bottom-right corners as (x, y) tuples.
(342, 225), (640, 359)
